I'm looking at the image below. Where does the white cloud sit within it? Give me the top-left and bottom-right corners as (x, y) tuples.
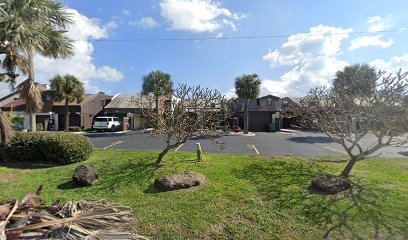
(129, 17), (160, 29)
(349, 35), (394, 50)
(160, 0), (243, 33)
(262, 25), (351, 97)
(224, 88), (237, 99)
(33, 8), (124, 92)
(216, 32), (223, 38)
(348, 16), (394, 50)
(367, 16), (385, 32)
(94, 66), (124, 82)
(262, 57), (348, 97)
(263, 25), (352, 67)
(106, 20), (119, 29)
(260, 80), (290, 96)
(370, 54), (408, 73)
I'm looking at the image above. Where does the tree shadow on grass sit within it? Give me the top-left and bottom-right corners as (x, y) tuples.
(89, 155), (158, 195)
(235, 160), (408, 239)
(0, 160), (61, 169)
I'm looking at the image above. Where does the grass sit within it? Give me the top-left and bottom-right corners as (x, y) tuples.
(1, 150), (408, 239)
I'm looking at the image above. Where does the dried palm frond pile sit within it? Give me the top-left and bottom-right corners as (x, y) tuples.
(0, 186), (148, 240)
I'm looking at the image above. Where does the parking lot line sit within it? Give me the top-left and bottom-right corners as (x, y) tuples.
(174, 143), (185, 152)
(252, 145), (260, 154)
(247, 144), (260, 154)
(323, 146), (348, 155)
(103, 141), (125, 149)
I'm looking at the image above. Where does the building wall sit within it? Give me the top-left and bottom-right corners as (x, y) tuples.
(80, 94), (111, 128)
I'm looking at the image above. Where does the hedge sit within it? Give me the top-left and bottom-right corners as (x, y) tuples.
(0, 132), (93, 165)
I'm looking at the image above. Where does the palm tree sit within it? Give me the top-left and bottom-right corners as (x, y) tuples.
(235, 73), (262, 134)
(333, 64), (377, 97)
(0, 0), (74, 131)
(50, 74), (84, 131)
(142, 70), (173, 114)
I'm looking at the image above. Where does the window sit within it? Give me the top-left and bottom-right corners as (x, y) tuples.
(95, 117), (108, 123)
(43, 94), (51, 101)
(256, 99), (260, 106)
(267, 98), (272, 106)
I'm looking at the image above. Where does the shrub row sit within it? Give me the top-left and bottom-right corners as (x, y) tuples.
(0, 132), (93, 165)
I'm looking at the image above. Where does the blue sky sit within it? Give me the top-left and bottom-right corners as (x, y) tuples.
(2, 0), (408, 98)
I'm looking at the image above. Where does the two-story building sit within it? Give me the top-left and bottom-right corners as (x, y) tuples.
(0, 83), (111, 131)
(233, 95), (283, 132)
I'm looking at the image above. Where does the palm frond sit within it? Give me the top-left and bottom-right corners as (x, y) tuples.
(6, 200), (148, 240)
(0, 111), (13, 144)
(18, 80), (43, 114)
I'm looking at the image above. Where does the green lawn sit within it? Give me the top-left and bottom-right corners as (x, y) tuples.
(1, 150), (407, 239)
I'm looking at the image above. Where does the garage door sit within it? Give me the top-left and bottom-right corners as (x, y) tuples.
(249, 112), (272, 132)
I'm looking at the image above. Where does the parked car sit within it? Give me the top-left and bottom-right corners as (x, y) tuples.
(92, 117), (122, 132)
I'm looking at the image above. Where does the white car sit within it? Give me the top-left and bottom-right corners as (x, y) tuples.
(93, 117), (122, 132)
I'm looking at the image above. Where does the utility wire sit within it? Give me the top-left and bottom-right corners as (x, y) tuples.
(79, 29), (408, 42)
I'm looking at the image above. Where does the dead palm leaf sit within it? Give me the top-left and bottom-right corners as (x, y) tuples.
(18, 80), (43, 114)
(0, 111), (13, 144)
(6, 200), (148, 240)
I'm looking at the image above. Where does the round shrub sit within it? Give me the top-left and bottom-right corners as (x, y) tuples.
(2, 132), (93, 165)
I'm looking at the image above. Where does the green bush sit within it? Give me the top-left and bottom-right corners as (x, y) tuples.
(1, 132), (93, 165)
(36, 123), (44, 131)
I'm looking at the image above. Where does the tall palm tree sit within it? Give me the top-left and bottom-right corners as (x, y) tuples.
(333, 64), (377, 97)
(50, 74), (84, 131)
(0, 0), (74, 131)
(235, 73), (262, 134)
(142, 70), (173, 114)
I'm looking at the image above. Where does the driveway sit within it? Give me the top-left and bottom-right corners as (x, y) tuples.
(86, 130), (408, 158)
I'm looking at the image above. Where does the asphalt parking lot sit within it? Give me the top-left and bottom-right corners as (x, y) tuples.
(87, 130), (408, 158)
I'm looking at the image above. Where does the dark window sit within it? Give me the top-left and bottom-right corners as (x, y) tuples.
(95, 118), (108, 123)
(43, 95), (51, 101)
(256, 99), (260, 106)
(267, 98), (272, 106)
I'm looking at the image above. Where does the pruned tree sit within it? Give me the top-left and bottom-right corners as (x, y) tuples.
(293, 69), (408, 177)
(134, 84), (229, 166)
(235, 73), (262, 134)
(50, 74), (84, 131)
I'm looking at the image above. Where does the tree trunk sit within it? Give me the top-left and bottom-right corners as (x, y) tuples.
(156, 146), (171, 166)
(155, 95), (159, 114)
(244, 99), (249, 134)
(28, 47), (36, 132)
(64, 97), (69, 132)
(339, 157), (358, 177)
